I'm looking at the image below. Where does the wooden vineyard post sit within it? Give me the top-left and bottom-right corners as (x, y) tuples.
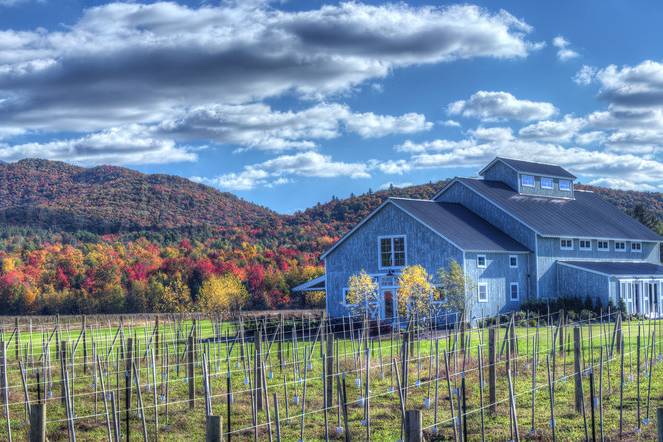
(15, 317), (19, 361)
(574, 326), (583, 413)
(326, 331), (334, 408)
(206, 416), (223, 442)
(657, 407), (663, 442)
(254, 328), (263, 411)
(488, 327), (497, 414)
(188, 335), (195, 410)
(82, 315), (87, 374)
(126, 337), (133, 442)
(29, 402), (46, 442)
(405, 410), (422, 442)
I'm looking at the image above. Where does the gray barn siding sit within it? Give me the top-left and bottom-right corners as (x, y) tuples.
(436, 181), (537, 297)
(325, 202), (463, 318)
(464, 252), (529, 319)
(482, 161), (518, 191)
(518, 174), (574, 199)
(557, 265), (610, 307)
(537, 237), (660, 299)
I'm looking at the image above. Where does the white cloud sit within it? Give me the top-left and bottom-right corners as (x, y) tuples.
(588, 177), (657, 192)
(378, 181), (414, 190)
(447, 91), (557, 122)
(345, 112), (432, 138)
(518, 115), (586, 142)
(159, 102), (431, 151)
(574, 65), (597, 85)
(0, 125), (195, 165)
(552, 36), (579, 61)
(196, 151), (370, 190)
(593, 60), (663, 108)
(574, 131), (605, 145)
(439, 119), (461, 127)
(469, 126), (514, 141)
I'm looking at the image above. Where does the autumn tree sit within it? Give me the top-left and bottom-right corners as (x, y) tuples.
(437, 259), (475, 322)
(198, 273), (249, 316)
(346, 270), (378, 317)
(397, 265), (435, 321)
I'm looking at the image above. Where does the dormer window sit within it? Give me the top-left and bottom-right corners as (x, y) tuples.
(560, 238), (574, 250)
(559, 180), (572, 191)
(521, 175), (535, 188)
(541, 177), (553, 189)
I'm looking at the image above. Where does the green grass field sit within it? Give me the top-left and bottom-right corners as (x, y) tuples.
(0, 315), (661, 441)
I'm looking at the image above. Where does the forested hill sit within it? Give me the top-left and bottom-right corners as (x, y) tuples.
(0, 159), (280, 234)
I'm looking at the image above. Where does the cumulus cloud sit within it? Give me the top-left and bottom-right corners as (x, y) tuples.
(159, 103), (431, 152)
(0, 1), (539, 136)
(593, 60), (663, 108)
(0, 125), (196, 165)
(447, 91), (557, 122)
(518, 115), (586, 142)
(552, 36), (579, 61)
(194, 151), (370, 190)
(468, 126), (514, 141)
(574, 65), (597, 85)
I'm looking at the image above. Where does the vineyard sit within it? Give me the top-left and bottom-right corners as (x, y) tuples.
(0, 310), (661, 441)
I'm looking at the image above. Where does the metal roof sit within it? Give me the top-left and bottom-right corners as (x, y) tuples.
(389, 198), (530, 252)
(480, 157), (576, 179)
(457, 178), (663, 241)
(560, 260), (663, 277)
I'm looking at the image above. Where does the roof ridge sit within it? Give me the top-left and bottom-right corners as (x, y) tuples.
(388, 196), (433, 202)
(496, 155), (567, 168)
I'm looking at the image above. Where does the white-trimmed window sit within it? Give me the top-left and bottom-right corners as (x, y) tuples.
(541, 177), (553, 189)
(510, 283), (519, 301)
(597, 240), (609, 251)
(478, 283), (488, 303)
(477, 255), (487, 268)
(379, 236), (406, 268)
(631, 242), (642, 252)
(521, 175), (535, 187)
(559, 180), (572, 191)
(560, 238), (574, 250)
(579, 239), (592, 251)
(509, 255), (518, 268)
(615, 241), (626, 252)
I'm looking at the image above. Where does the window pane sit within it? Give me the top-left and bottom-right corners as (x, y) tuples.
(393, 237), (405, 266)
(559, 180), (571, 191)
(380, 238), (392, 267)
(521, 175), (534, 187)
(541, 177), (553, 189)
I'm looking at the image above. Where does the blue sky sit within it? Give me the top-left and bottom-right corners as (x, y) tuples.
(2, 1), (663, 213)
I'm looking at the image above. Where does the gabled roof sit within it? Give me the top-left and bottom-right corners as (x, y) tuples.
(452, 178), (662, 241)
(320, 197), (530, 259)
(479, 157), (576, 179)
(389, 198), (529, 252)
(559, 261), (663, 277)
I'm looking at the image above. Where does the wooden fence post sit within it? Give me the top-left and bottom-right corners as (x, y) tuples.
(188, 335), (195, 410)
(326, 331), (334, 408)
(29, 402), (46, 442)
(405, 409), (422, 442)
(656, 407), (663, 441)
(254, 328), (263, 411)
(82, 315), (87, 374)
(574, 326), (583, 413)
(488, 327), (496, 414)
(206, 415), (223, 442)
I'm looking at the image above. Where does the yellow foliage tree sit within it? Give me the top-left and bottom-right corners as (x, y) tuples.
(346, 270), (378, 317)
(397, 265), (435, 320)
(437, 259), (474, 321)
(198, 273), (249, 315)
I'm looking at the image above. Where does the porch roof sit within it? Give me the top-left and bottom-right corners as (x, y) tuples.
(292, 275), (326, 292)
(559, 260), (663, 278)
